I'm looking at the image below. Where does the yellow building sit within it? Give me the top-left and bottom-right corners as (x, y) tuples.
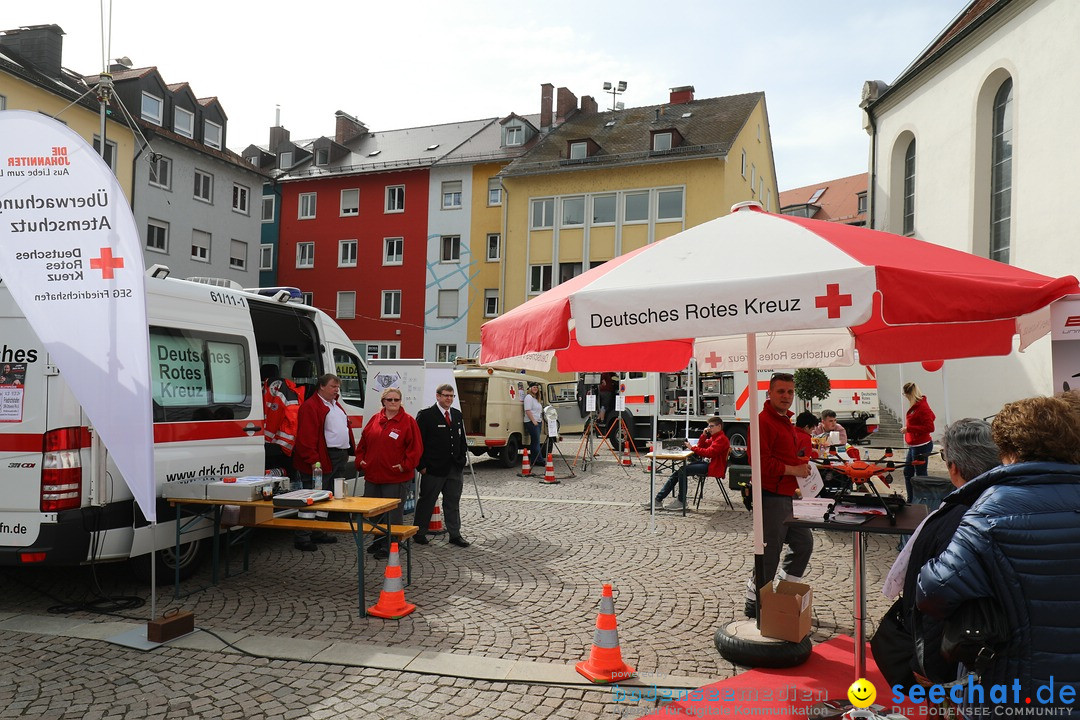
(1, 25), (135, 200)
(496, 87), (777, 317)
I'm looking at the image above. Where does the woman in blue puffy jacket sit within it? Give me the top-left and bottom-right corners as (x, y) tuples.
(917, 394), (1080, 709)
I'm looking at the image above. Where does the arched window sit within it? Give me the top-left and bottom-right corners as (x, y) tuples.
(990, 78), (1013, 263)
(902, 139), (916, 236)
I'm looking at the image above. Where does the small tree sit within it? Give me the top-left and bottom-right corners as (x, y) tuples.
(793, 368), (831, 413)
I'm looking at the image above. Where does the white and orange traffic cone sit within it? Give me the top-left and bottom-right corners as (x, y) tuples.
(621, 442), (633, 467)
(428, 504), (446, 535)
(576, 583), (635, 684)
(645, 443), (653, 473)
(519, 448), (531, 476)
(539, 453), (560, 484)
(367, 542), (416, 619)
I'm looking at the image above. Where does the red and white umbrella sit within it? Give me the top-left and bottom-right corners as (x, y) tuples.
(481, 201), (1079, 626)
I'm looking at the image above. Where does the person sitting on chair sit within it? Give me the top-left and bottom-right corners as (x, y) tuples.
(645, 417), (729, 512)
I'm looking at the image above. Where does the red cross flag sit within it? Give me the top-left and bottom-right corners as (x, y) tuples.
(0, 111), (155, 522)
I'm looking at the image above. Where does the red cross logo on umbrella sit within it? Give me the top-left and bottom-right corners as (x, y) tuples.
(89, 248), (124, 279)
(815, 283), (852, 319)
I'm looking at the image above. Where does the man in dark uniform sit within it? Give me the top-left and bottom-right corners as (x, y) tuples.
(414, 383), (470, 547)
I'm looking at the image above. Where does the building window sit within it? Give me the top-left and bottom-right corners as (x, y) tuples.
(366, 342), (399, 360)
(0, 94), (6, 110)
(296, 242), (314, 268)
(301, 292), (313, 306)
(592, 194), (616, 224)
(624, 192), (649, 223)
(262, 196), (275, 222)
(92, 136), (117, 169)
(741, 149), (747, 177)
(339, 239), (358, 267)
(436, 344), (458, 363)
(561, 196), (585, 226)
(441, 181), (462, 209)
(529, 265), (553, 294)
(903, 139), (916, 236)
(657, 188), (684, 220)
(385, 185), (405, 213)
(488, 178), (502, 206)
(232, 184), (249, 214)
(204, 120), (222, 150)
(559, 262), (582, 285)
(382, 290), (402, 318)
(990, 78), (1013, 264)
(440, 235), (461, 263)
(146, 219), (169, 253)
(336, 291), (356, 319)
(857, 192), (867, 215)
(384, 237), (404, 265)
(315, 147), (329, 166)
(299, 192), (316, 219)
(259, 244), (274, 271)
(437, 289), (458, 318)
(279, 151), (293, 169)
(141, 92), (163, 125)
(193, 170), (213, 203)
(750, 164), (757, 194)
(569, 141), (588, 160)
(340, 188), (359, 216)
(486, 233), (501, 261)
(531, 198), (554, 229)
(174, 107), (194, 138)
(191, 230), (211, 262)
(505, 125), (523, 146)
(484, 289), (499, 317)
(652, 132), (672, 152)
(149, 154), (171, 189)
(230, 239), (247, 270)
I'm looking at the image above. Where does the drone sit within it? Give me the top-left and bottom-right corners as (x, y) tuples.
(809, 447), (924, 525)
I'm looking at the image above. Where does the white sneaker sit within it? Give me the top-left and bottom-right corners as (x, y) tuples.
(663, 499), (686, 511)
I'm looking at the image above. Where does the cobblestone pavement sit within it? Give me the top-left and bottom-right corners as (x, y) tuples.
(0, 443), (945, 718)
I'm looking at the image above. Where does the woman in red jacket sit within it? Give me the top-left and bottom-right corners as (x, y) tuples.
(356, 387), (423, 558)
(901, 381), (936, 501)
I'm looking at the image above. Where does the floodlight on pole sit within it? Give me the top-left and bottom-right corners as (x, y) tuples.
(603, 80), (627, 111)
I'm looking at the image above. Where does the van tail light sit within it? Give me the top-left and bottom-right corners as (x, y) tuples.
(41, 427), (89, 512)
(866, 424), (879, 435)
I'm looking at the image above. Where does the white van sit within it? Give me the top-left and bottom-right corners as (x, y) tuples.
(0, 271), (367, 581)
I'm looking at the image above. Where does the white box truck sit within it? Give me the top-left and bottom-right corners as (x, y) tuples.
(0, 271), (367, 581)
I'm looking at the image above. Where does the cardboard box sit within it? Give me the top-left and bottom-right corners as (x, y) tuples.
(238, 504), (273, 526)
(759, 580), (812, 643)
(147, 610), (194, 643)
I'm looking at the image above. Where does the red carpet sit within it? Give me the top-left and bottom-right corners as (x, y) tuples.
(636, 636), (923, 718)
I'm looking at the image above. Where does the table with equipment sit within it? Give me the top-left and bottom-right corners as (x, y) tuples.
(785, 502), (927, 680)
(643, 448), (694, 516)
(167, 495), (400, 616)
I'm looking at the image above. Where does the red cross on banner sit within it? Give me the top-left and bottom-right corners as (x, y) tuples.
(815, 283), (853, 319)
(89, 247), (125, 279)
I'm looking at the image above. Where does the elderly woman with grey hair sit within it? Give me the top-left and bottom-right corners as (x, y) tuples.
(875, 418), (1000, 686)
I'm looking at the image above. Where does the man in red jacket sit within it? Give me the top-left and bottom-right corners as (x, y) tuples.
(745, 372), (813, 618)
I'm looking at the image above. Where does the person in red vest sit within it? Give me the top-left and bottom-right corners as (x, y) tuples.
(744, 372), (813, 619)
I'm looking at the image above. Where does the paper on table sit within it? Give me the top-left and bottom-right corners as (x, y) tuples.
(792, 498), (833, 519)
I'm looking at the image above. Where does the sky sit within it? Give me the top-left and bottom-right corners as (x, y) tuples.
(10, 1), (968, 190)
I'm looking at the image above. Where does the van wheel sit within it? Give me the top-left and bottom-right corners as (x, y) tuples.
(130, 538), (206, 585)
(727, 424), (749, 464)
(500, 436), (520, 469)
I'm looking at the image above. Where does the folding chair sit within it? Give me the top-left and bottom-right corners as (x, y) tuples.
(692, 472), (734, 510)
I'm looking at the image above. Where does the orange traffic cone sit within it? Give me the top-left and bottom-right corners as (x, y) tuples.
(428, 504), (446, 535)
(539, 453), (560, 484)
(519, 448), (531, 476)
(367, 542), (416, 619)
(645, 443), (654, 473)
(576, 583), (635, 684)
(621, 442), (633, 467)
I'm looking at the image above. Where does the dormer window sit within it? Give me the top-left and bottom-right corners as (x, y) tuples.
(141, 92), (163, 125)
(174, 107), (194, 138)
(569, 141), (588, 160)
(315, 147), (329, 166)
(505, 125), (523, 146)
(652, 132), (672, 152)
(204, 120), (222, 150)
(279, 151), (293, 169)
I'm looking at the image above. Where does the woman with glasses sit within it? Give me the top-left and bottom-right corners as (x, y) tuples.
(356, 387), (422, 559)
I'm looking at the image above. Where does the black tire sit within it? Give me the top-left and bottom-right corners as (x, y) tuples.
(499, 435), (520, 469)
(129, 537), (207, 586)
(727, 424), (749, 464)
(715, 619), (813, 668)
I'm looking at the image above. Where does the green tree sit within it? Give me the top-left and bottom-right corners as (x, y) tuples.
(793, 368), (831, 413)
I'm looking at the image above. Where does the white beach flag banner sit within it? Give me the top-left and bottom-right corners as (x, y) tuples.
(0, 111), (155, 522)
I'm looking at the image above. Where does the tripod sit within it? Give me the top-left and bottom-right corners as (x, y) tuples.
(573, 413), (601, 471)
(596, 413), (640, 468)
(546, 432), (577, 479)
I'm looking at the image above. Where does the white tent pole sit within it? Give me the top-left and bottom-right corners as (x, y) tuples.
(747, 334), (763, 555)
(650, 414), (658, 534)
(941, 361), (952, 428)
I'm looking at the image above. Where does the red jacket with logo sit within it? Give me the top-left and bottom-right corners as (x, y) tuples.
(355, 409), (423, 484)
(691, 429), (731, 480)
(293, 393), (355, 475)
(263, 378), (303, 454)
(752, 405), (801, 496)
(904, 397), (936, 446)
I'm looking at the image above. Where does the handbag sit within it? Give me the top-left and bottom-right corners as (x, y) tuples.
(941, 597), (1009, 675)
(870, 597), (917, 687)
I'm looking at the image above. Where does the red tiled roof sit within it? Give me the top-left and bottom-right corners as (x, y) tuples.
(779, 172), (867, 224)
